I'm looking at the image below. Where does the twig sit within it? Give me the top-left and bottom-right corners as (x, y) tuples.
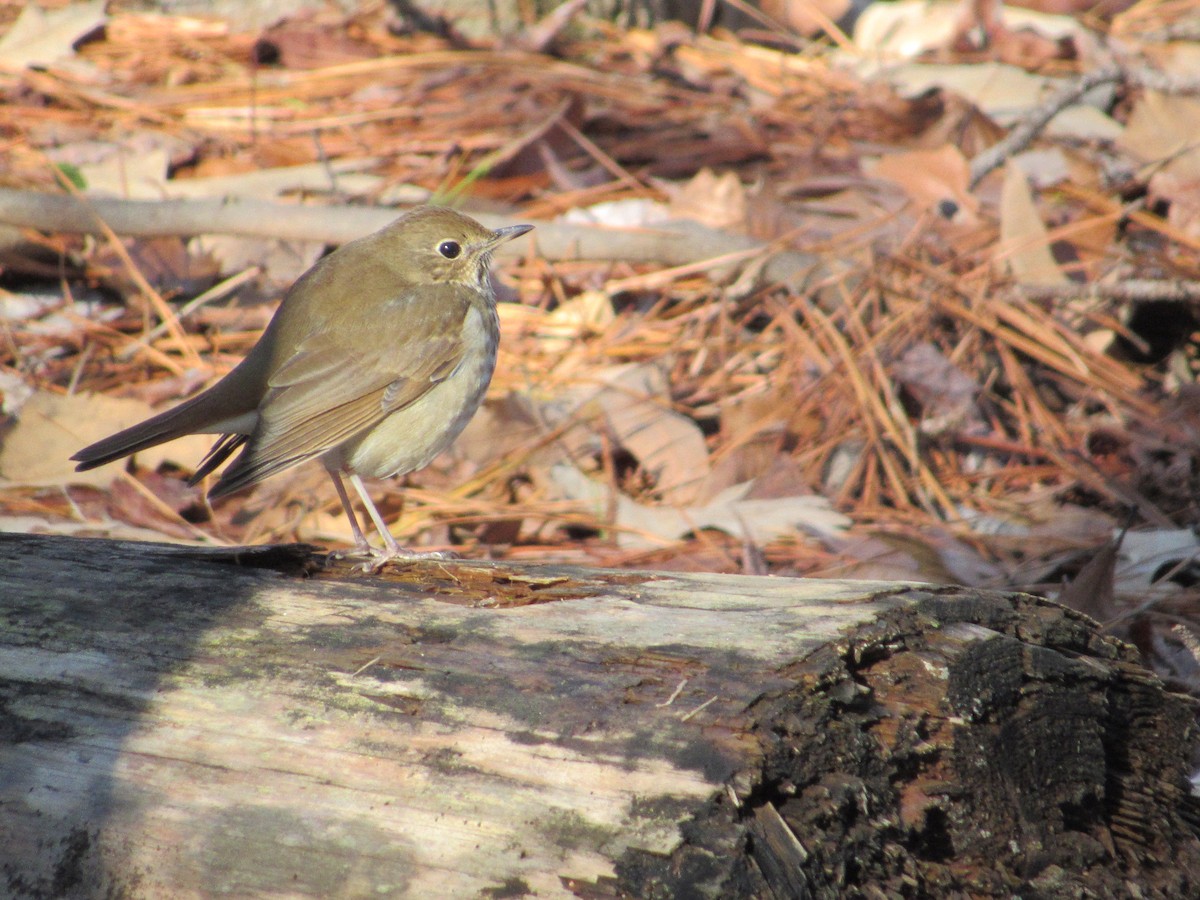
(45, 166), (206, 372)
(510, 0), (588, 54)
(656, 678), (688, 707)
(117, 265), (263, 361)
(969, 66), (1124, 190)
(439, 99), (572, 203)
(680, 695), (718, 721)
(556, 118), (647, 194)
(351, 656), (382, 677)
(117, 471), (225, 544)
(1017, 279), (1200, 304)
(1127, 68), (1200, 95)
(603, 244), (770, 292)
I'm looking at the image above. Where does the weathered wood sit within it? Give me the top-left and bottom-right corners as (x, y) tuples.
(1, 533), (1197, 898)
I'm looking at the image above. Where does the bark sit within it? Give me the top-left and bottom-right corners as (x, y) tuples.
(1, 532), (1197, 898)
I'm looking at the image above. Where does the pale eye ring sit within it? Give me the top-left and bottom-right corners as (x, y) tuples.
(438, 240), (461, 259)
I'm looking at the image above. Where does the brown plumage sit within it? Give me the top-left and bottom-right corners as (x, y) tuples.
(73, 206), (533, 563)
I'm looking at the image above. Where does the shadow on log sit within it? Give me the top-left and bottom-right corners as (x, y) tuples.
(1, 532), (1197, 898)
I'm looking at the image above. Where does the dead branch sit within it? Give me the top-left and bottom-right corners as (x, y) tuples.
(1018, 279), (1200, 304)
(0, 188), (824, 287)
(969, 65), (1124, 189)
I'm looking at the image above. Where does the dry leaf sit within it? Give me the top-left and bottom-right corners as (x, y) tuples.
(0, 391), (211, 488)
(1118, 92), (1200, 242)
(828, 530), (1003, 584)
(516, 290), (615, 355)
(0, 369), (35, 416)
(45, 138), (180, 199)
(891, 342), (983, 435)
(552, 463), (848, 550)
(1056, 531), (1123, 622)
(1118, 91), (1200, 180)
(853, 0), (1089, 61)
(662, 169), (748, 231)
(0, 515), (176, 542)
(558, 362), (711, 505)
(1149, 170), (1200, 243)
(255, 14), (381, 69)
(1112, 530), (1200, 597)
(93, 236), (221, 298)
(191, 235), (326, 289)
(454, 393), (548, 471)
(867, 145), (980, 224)
(998, 162), (1068, 285)
(1011, 148), (1071, 189)
(1137, 42), (1200, 82)
(875, 61), (1121, 139)
(561, 199), (670, 227)
(853, 0), (963, 57)
(0, 0), (107, 71)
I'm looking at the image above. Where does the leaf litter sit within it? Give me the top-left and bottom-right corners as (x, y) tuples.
(0, 1), (1199, 687)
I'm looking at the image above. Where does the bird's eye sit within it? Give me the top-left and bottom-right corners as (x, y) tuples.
(438, 240), (461, 259)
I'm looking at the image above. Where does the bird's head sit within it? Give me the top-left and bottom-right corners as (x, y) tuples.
(384, 206), (533, 287)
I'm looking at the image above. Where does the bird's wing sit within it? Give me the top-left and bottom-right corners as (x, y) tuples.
(209, 285), (472, 497)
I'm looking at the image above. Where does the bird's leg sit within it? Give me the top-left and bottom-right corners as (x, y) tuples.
(346, 472), (455, 571)
(325, 468), (374, 557)
(347, 472), (402, 556)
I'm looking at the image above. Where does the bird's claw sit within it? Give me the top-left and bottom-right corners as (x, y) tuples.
(330, 545), (458, 574)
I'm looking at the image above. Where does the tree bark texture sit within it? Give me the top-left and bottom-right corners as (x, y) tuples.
(0, 532), (1197, 898)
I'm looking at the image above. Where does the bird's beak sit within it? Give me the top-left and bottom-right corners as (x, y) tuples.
(487, 223), (534, 247)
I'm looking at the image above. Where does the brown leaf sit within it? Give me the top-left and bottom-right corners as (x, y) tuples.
(891, 342), (983, 436)
(254, 14), (381, 69)
(998, 162), (1068, 285)
(1057, 529), (1125, 623)
(0, 391), (213, 488)
(868, 145), (980, 225)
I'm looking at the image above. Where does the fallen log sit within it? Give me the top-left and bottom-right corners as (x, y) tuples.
(1, 532), (1197, 898)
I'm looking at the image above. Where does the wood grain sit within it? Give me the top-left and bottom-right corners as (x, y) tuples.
(2, 533), (1197, 898)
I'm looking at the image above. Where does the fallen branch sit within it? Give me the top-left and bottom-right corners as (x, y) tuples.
(0, 188), (825, 288)
(1017, 279), (1200, 304)
(969, 65), (1124, 190)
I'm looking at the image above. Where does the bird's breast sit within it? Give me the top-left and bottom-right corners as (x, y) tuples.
(335, 303), (499, 479)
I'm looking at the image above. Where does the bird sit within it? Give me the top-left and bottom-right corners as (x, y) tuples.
(73, 206), (533, 565)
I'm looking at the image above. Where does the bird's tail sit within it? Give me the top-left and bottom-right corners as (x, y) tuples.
(72, 386), (253, 473)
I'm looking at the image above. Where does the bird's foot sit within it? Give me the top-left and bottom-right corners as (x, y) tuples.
(360, 546), (459, 574)
(331, 544), (459, 574)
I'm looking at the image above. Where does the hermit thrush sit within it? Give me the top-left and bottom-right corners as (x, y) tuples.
(73, 206), (533, 563)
